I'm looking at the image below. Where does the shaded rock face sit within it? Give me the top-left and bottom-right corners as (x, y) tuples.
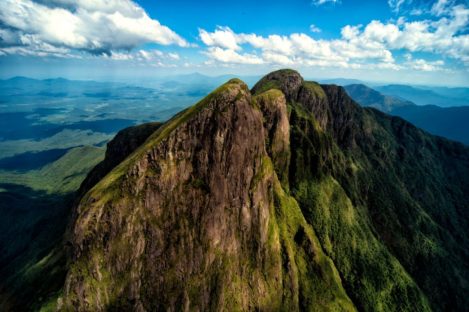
(62, 70), (469, 312)
(78, 122), (162, 196)
(254, 89), (290, 187)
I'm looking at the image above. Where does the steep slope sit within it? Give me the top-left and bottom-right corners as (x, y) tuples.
(61, 70), (469, 311)
(345, 84), (469, 145)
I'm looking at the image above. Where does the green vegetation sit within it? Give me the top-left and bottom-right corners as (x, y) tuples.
(0, 146), (105, 311)
(252, 80), (281, 95)
(0, 129), (111, 160)
(254, 69), (468, 311)
(271, 173), (357, 311)
(0, 146), (104, 193)
(302, 81), (326, 100)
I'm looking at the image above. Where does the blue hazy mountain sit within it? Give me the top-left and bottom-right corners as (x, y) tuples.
(375, 84), (469, 107)
(345, 84), (469, 145)
(343, 84), (414, 112)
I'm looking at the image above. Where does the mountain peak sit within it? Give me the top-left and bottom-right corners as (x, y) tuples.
(60, 70), (469, 312)
(252, 69), (303, 100)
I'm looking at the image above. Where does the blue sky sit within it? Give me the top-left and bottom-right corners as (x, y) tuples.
(0, 0), (468, 86)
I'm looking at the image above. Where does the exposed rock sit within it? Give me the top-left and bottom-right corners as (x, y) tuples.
(254, 89), (290, 187)
(78, 122), (162, 196)
(252, 69), (303, 101)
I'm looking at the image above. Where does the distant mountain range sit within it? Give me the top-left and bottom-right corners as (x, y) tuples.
(316, 77), (469, 107)
(345, 84), (469, 145)
(375, 84), (469, 107)
(343, 84), (413, 113)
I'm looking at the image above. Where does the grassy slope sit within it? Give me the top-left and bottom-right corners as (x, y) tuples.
(285, 99), (431, 311)
(253, 71), (468, 311)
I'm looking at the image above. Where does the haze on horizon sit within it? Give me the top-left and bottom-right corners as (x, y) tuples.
(0, 0), (468, 87)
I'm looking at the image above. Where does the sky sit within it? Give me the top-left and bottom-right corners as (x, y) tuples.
(0, 0), (468, 86)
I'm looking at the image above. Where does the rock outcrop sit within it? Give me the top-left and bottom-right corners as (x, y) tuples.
(78, 122), (162, 196)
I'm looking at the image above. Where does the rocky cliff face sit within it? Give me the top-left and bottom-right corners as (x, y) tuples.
(61, 70), (469, 311)
(77, 121), (162, 197)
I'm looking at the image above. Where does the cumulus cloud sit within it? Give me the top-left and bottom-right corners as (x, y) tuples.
(198, 26), (396, 67)
(408, 58), (445, 71)
(0, 0), (188, 57)
(199, 2), (469, 70)
(199, 27), (240, 51)
(203, 47), (263, 64)
(352, 5), (469, 63)
(108, 49), (180, 65)
(403, 53), (445, 71)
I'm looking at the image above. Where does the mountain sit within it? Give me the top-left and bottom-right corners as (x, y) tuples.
(49, 70), (469, 311)
(421, 86), (469, 99)
(344, 84), (469, 145)
(344, 84), (414, 112)
(375, 84), (469, 107)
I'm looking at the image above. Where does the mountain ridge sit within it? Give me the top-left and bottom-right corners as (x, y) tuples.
(55, 69), (469, 311)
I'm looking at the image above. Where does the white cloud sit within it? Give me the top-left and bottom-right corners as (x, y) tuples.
(309, 24), (322, 33)
(388, 0), (408, 12)
(199, 26), (240, 51)
(312, 0), (341, 6)
(168, 53), (180, 60)
(410, 8), (424, 16)
(198, 3), (469, 70)
(390, 0), (460, 17)
(0, 0), (188, 57)
(403, 53), (445, 71)
(262, 51), (294, 65)
(203, 47), (263, 65)
(240, 34), (294, 55)
(333, 5), (469, 64)
(199, 26), (396, 68)
(107, 49), (181, 68)
(431, 0), (454, 16)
